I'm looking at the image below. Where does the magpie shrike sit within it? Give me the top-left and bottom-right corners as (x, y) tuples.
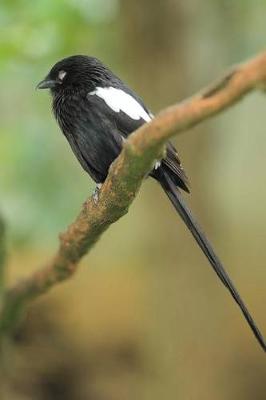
(37, 55), (265, 351)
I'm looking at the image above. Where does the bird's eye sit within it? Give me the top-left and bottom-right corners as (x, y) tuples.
(58, 70), (67, 81)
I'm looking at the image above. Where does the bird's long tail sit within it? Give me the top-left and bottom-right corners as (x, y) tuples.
(159, 170), (266, 352)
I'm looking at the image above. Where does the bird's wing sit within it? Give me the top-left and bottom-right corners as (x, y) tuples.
(88, 86), (189, 191)
(88, 86), (152, 137)
(162, 143), (190, 192)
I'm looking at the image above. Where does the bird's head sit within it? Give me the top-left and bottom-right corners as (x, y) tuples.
(36, 55), (113, 94)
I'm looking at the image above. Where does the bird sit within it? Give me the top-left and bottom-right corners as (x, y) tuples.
(37, 55), (266, 352)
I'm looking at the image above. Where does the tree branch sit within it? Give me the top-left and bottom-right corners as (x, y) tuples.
(1, 50), (266, 334)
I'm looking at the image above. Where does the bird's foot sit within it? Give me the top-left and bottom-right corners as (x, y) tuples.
(92, 183), (102, 204)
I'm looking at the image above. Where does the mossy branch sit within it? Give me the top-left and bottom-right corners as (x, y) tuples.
(1, 50), (266, 335)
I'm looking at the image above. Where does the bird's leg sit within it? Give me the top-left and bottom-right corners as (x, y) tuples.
(92, 183), (102, 204)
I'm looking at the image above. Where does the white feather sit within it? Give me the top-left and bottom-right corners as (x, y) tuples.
(154, 161), (161, 169)
(89, 87), (151, 122)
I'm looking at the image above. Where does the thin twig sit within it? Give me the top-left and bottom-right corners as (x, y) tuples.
(0, 216), (6, 306)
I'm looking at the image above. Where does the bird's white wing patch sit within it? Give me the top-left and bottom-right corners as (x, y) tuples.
(89, 87), (151, 122)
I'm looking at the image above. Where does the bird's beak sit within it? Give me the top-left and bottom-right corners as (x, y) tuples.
(36, 79), (57, 90)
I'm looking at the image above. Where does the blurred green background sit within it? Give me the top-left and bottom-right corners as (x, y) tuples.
(1, 0), (266, 399)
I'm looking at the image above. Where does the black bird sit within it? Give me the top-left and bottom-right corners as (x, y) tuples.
(37, 55), (266, 351)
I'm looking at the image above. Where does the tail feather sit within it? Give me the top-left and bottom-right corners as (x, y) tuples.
(159, 170), (266, 352)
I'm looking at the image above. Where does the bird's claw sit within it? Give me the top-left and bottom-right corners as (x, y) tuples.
(92, 183), (102, 204)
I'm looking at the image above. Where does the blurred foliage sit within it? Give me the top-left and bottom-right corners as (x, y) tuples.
(0, 0), (266, 399)
(0, 0), (120, 246)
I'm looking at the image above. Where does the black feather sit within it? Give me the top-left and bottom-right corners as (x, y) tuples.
(158, 169), (266, 352)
